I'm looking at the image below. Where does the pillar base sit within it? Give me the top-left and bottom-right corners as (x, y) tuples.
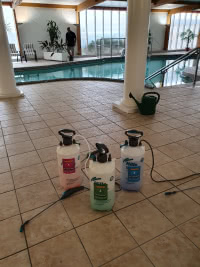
(112, 99), (137, 114)
(0, 88), (24, 99)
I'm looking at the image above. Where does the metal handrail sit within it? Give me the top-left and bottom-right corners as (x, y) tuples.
(145, 47), (200, 82)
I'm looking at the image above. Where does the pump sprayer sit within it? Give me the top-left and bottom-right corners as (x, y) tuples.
(57, 129), (81, 190)
(120, 130), (145, 191)
(89, 143), (115, 211)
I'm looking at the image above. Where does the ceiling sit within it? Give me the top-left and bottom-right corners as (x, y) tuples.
(22, 0), (85, 4)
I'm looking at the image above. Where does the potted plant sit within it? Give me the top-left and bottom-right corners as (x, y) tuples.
(39, 20), (68, 61)
(180, 29), (196, 51)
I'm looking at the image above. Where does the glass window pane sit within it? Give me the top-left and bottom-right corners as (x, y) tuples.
(2, 6), (19, 50)
(120, 11), (126, 38)
(80, 10), (87, 55)
(112, 11), (119, 38)
(104, 10), (111, 38)
(87, 10), (95, 55)
(96, 10), (103, 41)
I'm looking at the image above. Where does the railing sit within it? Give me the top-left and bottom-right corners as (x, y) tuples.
(145, 47), (200, 88)
(97, 38), (126, 58)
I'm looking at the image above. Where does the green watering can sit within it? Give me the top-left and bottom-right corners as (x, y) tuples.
(129, 92), (160, 115)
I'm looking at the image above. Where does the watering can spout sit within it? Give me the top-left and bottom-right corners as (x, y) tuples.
(129, 93), (141, 109)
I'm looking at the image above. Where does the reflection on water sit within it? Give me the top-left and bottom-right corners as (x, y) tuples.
(15, 58), (193, 86)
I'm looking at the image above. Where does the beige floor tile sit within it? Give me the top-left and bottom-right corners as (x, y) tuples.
(81, 111), (103, 120)
(9, 151), (41, 170)
(109, 143), (121, 158)
(21, 116), (42, 124)
(155, 161), (193, 181)
(109, 130), (126, 143)
(162, 118), (188, 128)
(65, 114), (86, 123)
(89, 117), (112, 126)
(4, 132), (30, 145)
(0, 215), (26, 259)
(150, 190), (200, 225)
(178, 137), (200, 153)
(79, 127), (104, 138)
(115, 119), (141, 129)
(16, 180), (58, 213)
(6, 141), (35, 156)
(36, 107), (55, 115)
(0, 191), (19, 220)
(146, 122), (172, 133)
(24, 121), (47, 131)
(0, 137), (4, 146)
(63, 191), (111, 227)
(0, 157), (10, 174)
(178, 125), (200, 137)
(28, 128), (54, 140)
(0, 146), (7, 159)
(37, 146), (57, 162)
(77, 214), (137, 266)
(18, 110), (39, 118)
(145, 149), (173, 167)
(40, 112), (61, 120)
(71, 120), (93, 130)
(178, 154), (200, 173)
(142, 228), (200, 267)
(51, 177), (63, 197)
(113, 190), (145, 211)
(141, 170), (173, 198)
(29, 230), (91, 267)
(12, 163), (49, 189)
(87, 134), (116, 146)
(22, 202), (73, 247)
(178, 177), (200, 204)
(161, 129), (189, 142)
(158, 143), (193, 160)
(32, 136), (58, 149)
(0, 129), (2, 137)
(0, 172), (14, 193)
(103, 247), (153, 267)
(44, 160), (58, 178)
(0, 250), (31, 267)
(143, 133), (171, 148)
(116, 200), (173, 244)
(1, 118), (22, 128)
(178, 216), (200, 249)
(44, 118), (67, 127)
(2, 125), (26, 135)
(98, 123), (123, 134)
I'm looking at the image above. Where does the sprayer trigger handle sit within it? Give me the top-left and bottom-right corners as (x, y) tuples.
(96, 143), (109, 154)
(125, 130), (143, 138)
(58, 129), (76, 138)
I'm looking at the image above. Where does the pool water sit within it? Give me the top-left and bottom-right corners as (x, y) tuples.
(15, 58), (194, 86)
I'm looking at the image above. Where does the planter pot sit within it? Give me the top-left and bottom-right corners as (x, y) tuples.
(43, 51), (68, 61)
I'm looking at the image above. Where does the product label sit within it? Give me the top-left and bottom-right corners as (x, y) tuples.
(94, 182), (108, 200)
(127, 165), (141, 183)
(62, 158), (75, 174)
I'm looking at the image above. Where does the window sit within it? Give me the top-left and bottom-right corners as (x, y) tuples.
(80, 10), (87, 55)
(2, 6), (19, 51)
(168, 13), (200, 50)
(87, 10), (96, 55)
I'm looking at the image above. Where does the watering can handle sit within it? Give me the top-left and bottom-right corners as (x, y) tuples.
(143, 92), (160, 104)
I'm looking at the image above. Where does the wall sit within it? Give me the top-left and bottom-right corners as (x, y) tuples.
(15, 6), (77, 58)
(149, 12), (168, 51)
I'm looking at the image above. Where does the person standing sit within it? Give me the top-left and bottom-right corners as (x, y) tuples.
(66, 27), (76, 59)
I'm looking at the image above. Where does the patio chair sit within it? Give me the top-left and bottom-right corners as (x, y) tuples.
(23, 43), (37, 62)
(9, 43), (21, 62)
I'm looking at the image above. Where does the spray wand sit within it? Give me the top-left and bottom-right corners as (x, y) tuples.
(141, 139), (200, 196)
(19, 186), (85, 232)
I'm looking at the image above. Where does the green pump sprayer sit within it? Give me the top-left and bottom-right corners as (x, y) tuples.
(129, 92), (160, 115)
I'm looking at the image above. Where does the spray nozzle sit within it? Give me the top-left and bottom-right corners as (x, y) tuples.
(58, 129), (76, 146)
(125, 130), (143, 147)
(95, 143), (110, 163)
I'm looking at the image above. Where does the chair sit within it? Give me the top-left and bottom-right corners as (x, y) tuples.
(9, 43), (21, 62)
(23, 43), (37, 62)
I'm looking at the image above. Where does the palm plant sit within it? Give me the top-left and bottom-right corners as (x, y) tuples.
(47, 20), (61, 44)
(180, 29), (196, 51)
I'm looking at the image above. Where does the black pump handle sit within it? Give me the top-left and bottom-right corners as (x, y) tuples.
(143, 92), (160, 104)
(96, 143), (109, 154)
(58, 129), (76, 139)
(125, 129), (143, 138)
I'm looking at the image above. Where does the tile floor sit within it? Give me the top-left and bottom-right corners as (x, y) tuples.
(0, 80), (200, 266)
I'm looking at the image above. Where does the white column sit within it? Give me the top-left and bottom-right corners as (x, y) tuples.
(0, 1), (23, 99)
(113, 0), (151, 113)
